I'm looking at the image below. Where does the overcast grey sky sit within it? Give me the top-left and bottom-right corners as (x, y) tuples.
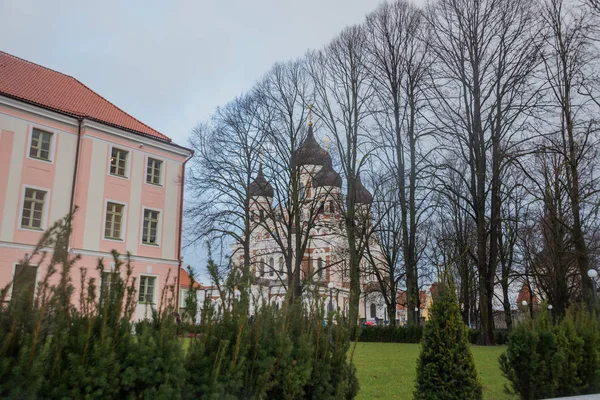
(0, 0), (424, 279)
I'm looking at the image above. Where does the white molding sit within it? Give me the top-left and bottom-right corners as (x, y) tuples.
(0, 241), (53, 252)
(0, 95), (79, 127)
(73, 248), (179, 266)
(82, 120), (191, 158)
(0, 110), (78, 139)
(0, 96), (191, 158)
(0, 241), (180, 265)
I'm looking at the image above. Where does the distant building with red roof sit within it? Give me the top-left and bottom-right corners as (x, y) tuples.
(516, 283), (540, 306)
(394, 289), (429, 325)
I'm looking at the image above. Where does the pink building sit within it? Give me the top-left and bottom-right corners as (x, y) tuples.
(0, 51), (192, 319)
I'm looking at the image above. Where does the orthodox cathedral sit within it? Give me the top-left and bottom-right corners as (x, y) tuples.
(232, 119), (392, 323)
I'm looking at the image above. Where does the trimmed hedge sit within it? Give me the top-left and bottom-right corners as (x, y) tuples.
(358, 325), (423, 343)
(469, 329), (510, 345)
(359, 325), (509, 345)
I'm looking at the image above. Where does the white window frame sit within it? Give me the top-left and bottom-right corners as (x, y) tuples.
(145, 156), (165, 187)
(26, 126), (55, 163)
(180, 288), (188, 308)
(18, 185), (51, 232)
(102, 199), (127, 242)
(100, 269), (119, 298)
(138, 274), (158, 305)
(140, 207), (162, 247)
(107, 145), (130, 179)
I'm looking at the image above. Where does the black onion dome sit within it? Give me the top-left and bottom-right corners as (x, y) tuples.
(313, 165), (342, 188)
(354, 174), (373, 204)
(248, 164), (274, 198)
(295, 124), (332, 167)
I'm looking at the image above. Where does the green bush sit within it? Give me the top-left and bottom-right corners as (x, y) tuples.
(493, 329), (510, 345)
(468, 329), (509, 345)
(499, 306), (600, 399)
(0, 213), (186, 399)
(183, 266), (358, 399)
(414, 274), (483, 400)
(358, 325), (423, 343)
(0, 213), (358, 399)
(357, 325), (508, 346)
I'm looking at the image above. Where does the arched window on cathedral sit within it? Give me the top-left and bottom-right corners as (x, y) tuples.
(259, 210), (265, 221)
(260, 258), (265, 276)
(370, 303), (376, 319)
(300, 183), (305, 199)
(279, 257), (284, 274)
(317, 258), (324, 280)
(269, 257), (274, 277)
(318, 202), (325, 214)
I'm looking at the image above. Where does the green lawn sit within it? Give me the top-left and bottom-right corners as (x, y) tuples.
(352, 342), (515, 400)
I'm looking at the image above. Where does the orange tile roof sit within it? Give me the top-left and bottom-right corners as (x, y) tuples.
(180, 268), (201, 289)
(396, 290), (428, 310)
(0, 51), (171, 142)
(516, 283), (539, 305)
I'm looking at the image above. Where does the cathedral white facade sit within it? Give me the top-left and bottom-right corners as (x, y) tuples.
(232, 121), (390, 323)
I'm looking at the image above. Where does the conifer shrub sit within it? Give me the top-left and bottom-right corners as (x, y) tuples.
(499, 306), (600, 399)
(183, 265), (359, 399)
(0, 213), (186, 399)
(414, 273), (483, 400)
(0, 214), (358, 399)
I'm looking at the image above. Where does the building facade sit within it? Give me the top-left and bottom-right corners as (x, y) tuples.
(233, 121), (390, 322)
(0, 51), (192, 319)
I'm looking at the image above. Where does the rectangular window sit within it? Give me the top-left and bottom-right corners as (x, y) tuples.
(110, 148), (128, 177)
(142, 209), (159, 245)
(180, 289), (188, 308)
(21, 188), (46, 229)
(105, 202), (124, 240)
(100, 271), (117, 298)
(12, 264), (37, 301)
(146, 158), (162, 185)
(29, 128), (52, 161)
(139, 276), (156, 304)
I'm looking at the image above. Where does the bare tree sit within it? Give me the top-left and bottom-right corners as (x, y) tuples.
(306, 25), (375, 328)
(496, 167), (527, 330)
(253, 61), (341, 302)
(538, 0), (600, 311)
(186, 94), (262, 306)
(426, 0), (541, 344)
(364, 0), (432, 326)
(520, 151), (582, 318)
(363, 172), (403, 326)
(433, 159), (479, 327)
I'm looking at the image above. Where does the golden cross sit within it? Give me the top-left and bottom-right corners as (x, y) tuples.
(307, 104), (313, 127)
